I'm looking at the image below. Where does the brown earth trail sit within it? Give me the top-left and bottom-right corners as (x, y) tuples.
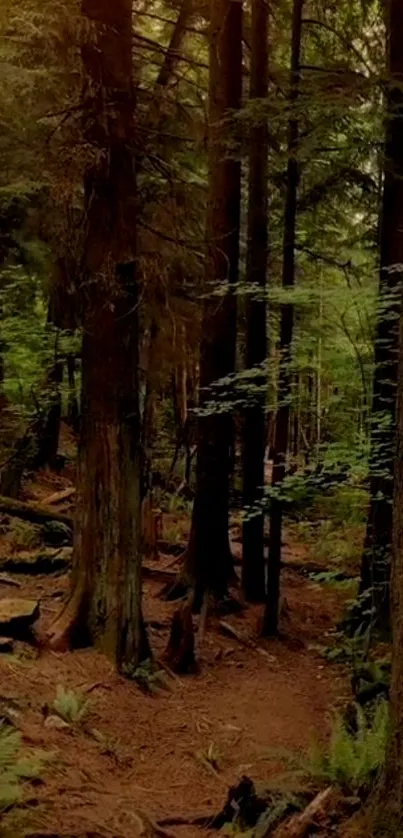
(0, 512), (350, 838)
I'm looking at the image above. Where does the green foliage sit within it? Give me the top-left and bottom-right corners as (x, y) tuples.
(122, 659), (170, 693)
(3, 519), (41, 553)
(307, 701), (389, 793)
(220, 789), (304, 837)
(51, 685), (89, 724)
(0, 723), (44, 812)
(309, 569), (358, 590)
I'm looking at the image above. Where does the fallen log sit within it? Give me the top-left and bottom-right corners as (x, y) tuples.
(273, 787), (336, 838)
(282, 557), (357, 581)
(42, 487), (76, 506)
(0, 496), (73, 528)
(0, 548), (71, 576)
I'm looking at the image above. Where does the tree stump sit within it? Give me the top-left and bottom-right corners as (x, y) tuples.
(164, 599), (198, 674)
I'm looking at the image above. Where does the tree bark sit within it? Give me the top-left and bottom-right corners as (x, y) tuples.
(48, 0), (149, 670)
(263, 0), (303, 636)
(184, 0), (242, 603)
(358, 0), (403, 633)
(35, 358), (63, 470)
(66, 354), (80, 434)
(241, 0), (269, 604)
(369, 2), (403, 824)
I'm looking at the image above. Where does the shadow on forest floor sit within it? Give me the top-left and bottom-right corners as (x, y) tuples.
(0, 468), (354, 838)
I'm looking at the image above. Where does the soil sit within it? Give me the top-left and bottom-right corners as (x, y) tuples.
(0, 468), (354, 838)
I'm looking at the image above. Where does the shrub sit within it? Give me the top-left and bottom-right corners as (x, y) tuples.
(307, 700), (389, 794)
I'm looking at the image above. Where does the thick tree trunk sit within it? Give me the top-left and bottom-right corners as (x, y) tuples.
(241, 0), (269, 604)
(48, 0), (149, 670)
(263, 0), (303, 636)
(358, 1), (403, 632)
(369, 3), (403, 824)
(184, 0), (242, 603)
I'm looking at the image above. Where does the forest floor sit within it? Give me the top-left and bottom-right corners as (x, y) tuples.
(0, 467), (355, 838)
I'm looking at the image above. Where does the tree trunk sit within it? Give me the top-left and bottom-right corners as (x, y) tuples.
(358, 1), (403, 633)
(184, 0), (242, 603)
(241, 0), (269, 604)
(372, 7), (403, 819)
(66, 353), (80, 434)
(35, 359), (63, 470)
(263, 0), (303, 636)
(48, 0), (149, 670)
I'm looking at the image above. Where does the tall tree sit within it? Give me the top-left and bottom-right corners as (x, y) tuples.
(358, 0), (403, 633)
(185, 0), (243, 604)
(263, 0), (303, 636)
(48, 0), (150, 669)
(242, 0), (269, 603)
(373, 0), (403, 817)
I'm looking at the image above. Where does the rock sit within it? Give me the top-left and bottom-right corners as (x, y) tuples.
(44, 714), (70, 730)
(0, 598), (39, 637)
(42, 521), (72, 547)
(0, 637), (13, 653)
(0, 548), (72, 576)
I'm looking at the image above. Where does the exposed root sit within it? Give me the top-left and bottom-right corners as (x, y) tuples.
(46, 585), (88, 652)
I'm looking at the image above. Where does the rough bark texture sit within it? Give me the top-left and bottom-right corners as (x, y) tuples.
(264, 0), (303, 636)
(371, 0), (403, 829)
(185, 0), (242, 602)
(48, 0), (149, 670)
(358, 0), (403, 633)
(242, 0), (269, 604)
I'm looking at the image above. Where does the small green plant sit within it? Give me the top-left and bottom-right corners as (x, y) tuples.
(0, 723), (44, 812)
(51, 685), (89, 724)
(123, 659), (170, 693)
(307, 700), (389, 793)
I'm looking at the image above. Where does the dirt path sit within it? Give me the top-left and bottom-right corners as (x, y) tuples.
(0, 536), (351, 838)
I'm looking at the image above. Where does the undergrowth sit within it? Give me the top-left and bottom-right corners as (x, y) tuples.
(0, 722), (45, 813)
(307, 700), (389, 794)
(123, 658), (170, 693)
(52, 685), (89, 724)
(261, 700), (389, 806)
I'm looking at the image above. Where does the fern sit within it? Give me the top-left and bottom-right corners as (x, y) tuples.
(0, 723), (44, 812)
(52, 685), (89, 724)
(307, 700), (389, 793)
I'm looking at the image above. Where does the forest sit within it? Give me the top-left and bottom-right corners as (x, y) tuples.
(0, 0), (403, 835)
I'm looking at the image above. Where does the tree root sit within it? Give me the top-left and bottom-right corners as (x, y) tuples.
(46, 584), (88, 652)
